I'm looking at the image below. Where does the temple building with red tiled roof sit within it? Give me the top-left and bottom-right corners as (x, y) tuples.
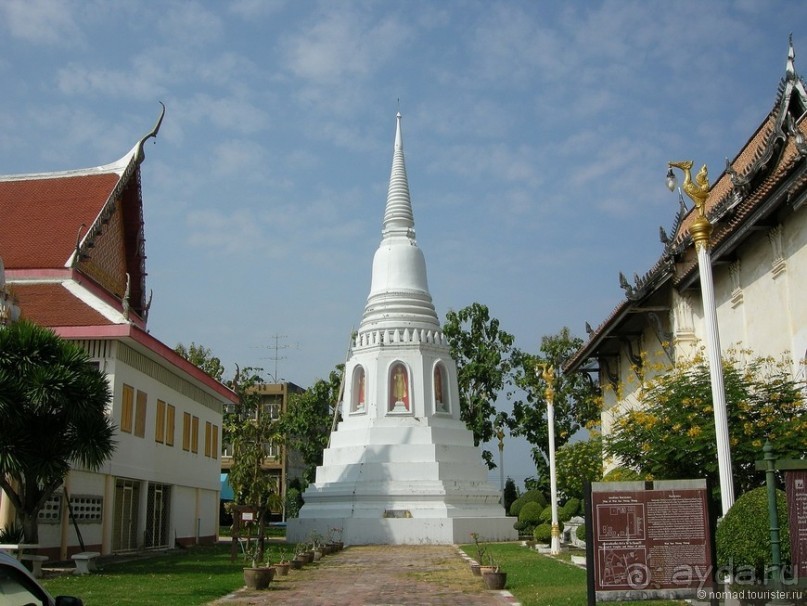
(0, 105), (238, 560)
(565, 41), (807, 477)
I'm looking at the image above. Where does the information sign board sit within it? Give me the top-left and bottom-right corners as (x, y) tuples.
(786, 470), (807, 579)
(587, 479), (715, 603)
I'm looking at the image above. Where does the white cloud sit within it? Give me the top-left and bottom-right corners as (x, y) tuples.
(156, 2), (224, 48)
(228, 0), (288, 19)
(57, 62), (166, 99)
(210, 139), (268, 178)
(0, 0), (82, 46)
(281, 7), (411, 84)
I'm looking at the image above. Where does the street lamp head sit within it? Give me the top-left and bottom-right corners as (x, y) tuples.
(666, 167), (677, 192)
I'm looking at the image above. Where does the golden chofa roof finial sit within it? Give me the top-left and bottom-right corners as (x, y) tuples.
(667, 160), (710, 217)
(667, 160), (712, 247)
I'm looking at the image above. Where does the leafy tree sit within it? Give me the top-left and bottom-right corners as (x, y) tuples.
(509, 327), (599, 470)
(443, 303), (515, 468)
(277, 366), (342, 482)
(604, 349), (807, 500)
(174, 342), (225, 382)
(555, 434), (603, 500)
(0, 320), (115, 542)
(224, 365), (282, 563)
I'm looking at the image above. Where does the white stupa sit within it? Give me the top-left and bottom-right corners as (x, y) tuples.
(286, 113), (516, 545)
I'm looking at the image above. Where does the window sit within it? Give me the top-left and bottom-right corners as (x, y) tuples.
(204, 421), (212, 457)
(182, 412), (191, 451)
(134, 390), (147, 438)
(211, 424), (218, 459)
(191, 416), (199, 454)
(121, 384), (134, 433)
(155, 400), (166, 443)
(166, 404), (175, 446)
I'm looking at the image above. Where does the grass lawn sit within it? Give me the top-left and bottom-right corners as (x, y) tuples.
(459, 543), (687, 606)
(40, 540), (689, 606)
(40, 542), (290, 606)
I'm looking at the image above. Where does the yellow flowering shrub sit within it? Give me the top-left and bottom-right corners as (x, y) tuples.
(604, 350), (807, 498)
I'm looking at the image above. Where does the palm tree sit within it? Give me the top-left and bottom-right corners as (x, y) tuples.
(0, 320), (116, 543)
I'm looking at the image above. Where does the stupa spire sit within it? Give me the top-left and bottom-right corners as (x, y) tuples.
(382, 112), (415, 236)
(361, 112), (439, 332)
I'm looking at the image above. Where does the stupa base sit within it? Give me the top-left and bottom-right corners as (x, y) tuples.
(286, 515), (517, 546)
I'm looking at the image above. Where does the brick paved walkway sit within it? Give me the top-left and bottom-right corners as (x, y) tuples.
(208, 544), (519, 606)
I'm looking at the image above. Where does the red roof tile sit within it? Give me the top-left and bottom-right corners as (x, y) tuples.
(14, 282), (114, 327)
(0, 173), (120, 269)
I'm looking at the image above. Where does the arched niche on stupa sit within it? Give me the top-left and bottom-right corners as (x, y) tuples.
(432, 361), (450, 415)
(387, 361), (412, 414)
(351, 365), (366, 414)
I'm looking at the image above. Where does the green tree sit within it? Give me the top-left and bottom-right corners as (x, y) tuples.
(174, 342), (225, 382)
(0, 320), (115, 542)
(224, 365), (282, 563)
(556, 434), (603, 500)
(443, 303), (514, 468)
(604, 350), (807, 499)
(509, 328), (599, 472)
(277, 366), (342, 482)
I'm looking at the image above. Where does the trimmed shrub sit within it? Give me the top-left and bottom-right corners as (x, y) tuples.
(539, 505), (553, 523)
(715, 487), (790, 576)
(576, 523), (586, 541)
(518, 501), (544, 526)
(533, 522), (552, 543)
(533, 521), (565, 543)
(509, 489), (548, 517)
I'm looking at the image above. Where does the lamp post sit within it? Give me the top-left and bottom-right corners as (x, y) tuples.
(496, 424), (505, 506)
(666, 161), (735, 516)
(538, 363), (560, 554)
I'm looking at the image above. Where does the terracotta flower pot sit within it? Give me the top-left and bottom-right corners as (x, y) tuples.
(243, 566), (275, 590)
(290, 557), (304, 570)
(274, 562), (290, 576)
(482, 570), (507, 590)
(470, 562), (481, 576)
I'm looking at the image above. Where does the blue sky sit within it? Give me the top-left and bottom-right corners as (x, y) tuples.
(2, 0), (806, 486)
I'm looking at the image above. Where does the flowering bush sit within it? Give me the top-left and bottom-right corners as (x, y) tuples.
(605, 349), (807, 498)
(555, 434), (603, 499)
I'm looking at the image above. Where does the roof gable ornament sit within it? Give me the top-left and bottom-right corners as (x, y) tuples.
(707, 38), (807, 225)
(134, 102), (165, 166)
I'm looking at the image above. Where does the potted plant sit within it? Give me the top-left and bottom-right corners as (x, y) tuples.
(292, 543), (310, 566)
(480, 554), (507, 590)
(274, 548), (291, 576)
(328, 526), (344, 551)
(469, 532), (486, 576)
(242, 542), (275, 590)
(308, 532), (324, 561)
